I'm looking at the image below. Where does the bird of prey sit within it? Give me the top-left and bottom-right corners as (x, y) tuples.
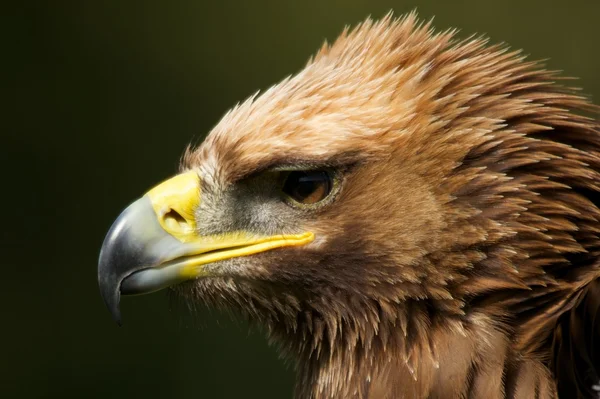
(98, 13), (600, 398)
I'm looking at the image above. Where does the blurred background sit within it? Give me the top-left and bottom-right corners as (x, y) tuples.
(3, 1), (599, 397)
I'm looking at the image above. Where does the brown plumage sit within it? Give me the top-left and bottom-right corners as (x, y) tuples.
(106, 12), (600, 398)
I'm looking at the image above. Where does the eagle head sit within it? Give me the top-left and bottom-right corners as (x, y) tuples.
(99, 13), (600, 398)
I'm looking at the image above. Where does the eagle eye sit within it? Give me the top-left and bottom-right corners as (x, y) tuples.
(281, 170), (333, 206)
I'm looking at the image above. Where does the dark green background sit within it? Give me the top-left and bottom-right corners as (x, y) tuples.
(3, 1), (599, 398)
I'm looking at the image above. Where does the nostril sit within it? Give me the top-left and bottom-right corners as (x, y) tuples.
(163, 209), (191, 233)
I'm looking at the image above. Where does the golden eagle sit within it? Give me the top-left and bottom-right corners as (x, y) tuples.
(99, 13), (600, 398)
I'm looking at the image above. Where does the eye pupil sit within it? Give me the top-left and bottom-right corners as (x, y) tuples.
(282, 170), (332, 205)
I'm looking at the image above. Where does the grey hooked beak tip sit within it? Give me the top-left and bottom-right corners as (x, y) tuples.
(97, 199), (149, 326)
(97, 196), (184, 325)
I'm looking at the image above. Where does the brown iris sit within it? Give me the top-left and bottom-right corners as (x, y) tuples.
(282, 170), (333, 205)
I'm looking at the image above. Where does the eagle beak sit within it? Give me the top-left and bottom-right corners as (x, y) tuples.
(98, 171), (314, 325)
